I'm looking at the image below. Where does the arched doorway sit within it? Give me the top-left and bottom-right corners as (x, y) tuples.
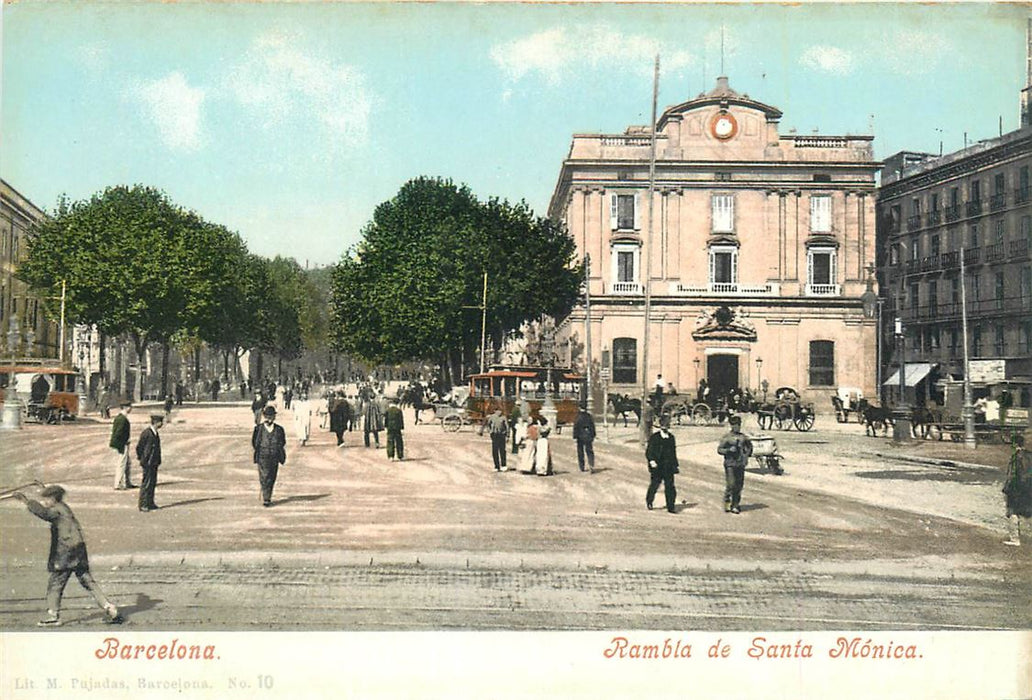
(706, 354), (739, 399)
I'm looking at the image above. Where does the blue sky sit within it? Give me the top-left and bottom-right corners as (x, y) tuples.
(2, 2), (1026, 266)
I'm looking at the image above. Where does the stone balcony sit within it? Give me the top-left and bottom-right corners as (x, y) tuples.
(668, 282), (781, 296)
(804, 283), (841, 297)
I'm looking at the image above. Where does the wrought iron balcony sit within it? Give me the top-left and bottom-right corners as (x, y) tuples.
(1017, 187), (1030, 204)
(989, 193), (1006, 211)
(965, 200), (983, 217)
(963, 247), (981, 265)
(944, 205), (961, 222)
(921, 254), (940, 271)
(926, 209), (942, 226)
(906, 215), (922, 231)
(984, 242), (1005, 263)
(940, 250), (959, 269)
(1011, 238), (1030, 259)
(905, 259), (920, 273)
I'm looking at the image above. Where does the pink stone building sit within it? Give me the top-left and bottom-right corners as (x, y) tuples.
(548, 77), (880, 409)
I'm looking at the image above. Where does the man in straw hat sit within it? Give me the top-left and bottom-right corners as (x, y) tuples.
(252, 404), (287, 506)
(11, 485), (122, 626)
(717, 414), (753, 515)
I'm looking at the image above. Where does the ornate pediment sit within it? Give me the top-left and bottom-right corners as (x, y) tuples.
(692, 305), (757, 342)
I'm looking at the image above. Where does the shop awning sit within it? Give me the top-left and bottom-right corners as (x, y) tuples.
(882, 363), (934, 387)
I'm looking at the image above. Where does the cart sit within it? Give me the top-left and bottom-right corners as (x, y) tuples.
(750, 434), (784, 475)
(756, 387), (815, 432)
(434, 402), (474, 432)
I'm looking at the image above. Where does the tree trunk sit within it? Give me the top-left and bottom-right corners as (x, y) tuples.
(98, 331), (107, 381)
(160, 340), (170, 397)
(193, 346), (201, 384)
(130, 333), (148, 403)
(223, 350), (230, 382)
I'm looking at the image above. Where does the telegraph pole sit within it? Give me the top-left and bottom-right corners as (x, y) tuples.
(583, 254), (593, 414)
(639, 55), (660, 446)
(462, 271), (488, 374)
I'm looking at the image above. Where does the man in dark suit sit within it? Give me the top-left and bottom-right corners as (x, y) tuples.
(109, 400), (136, 490)
(572, 404), (597, 473)
(645, 416), (679, 514)
(135, 414), (163, 512)
(252, 405), (287, 506)
(384, 398), (404, 461)
(13, 485), (122, 626)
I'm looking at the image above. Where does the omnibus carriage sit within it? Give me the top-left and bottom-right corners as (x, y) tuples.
(0, 364), (81, 423)
(468, 365), (585, 427)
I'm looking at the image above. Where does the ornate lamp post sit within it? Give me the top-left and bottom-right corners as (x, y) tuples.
(2, 313), (24, 430)
(539, 321), (558, 428)
(755, 357), (763, 392)
(860, 265), (880, 399)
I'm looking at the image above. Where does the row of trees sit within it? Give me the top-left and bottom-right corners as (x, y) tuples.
(330, 177), (583, 387)
(21, 185), (325, 394)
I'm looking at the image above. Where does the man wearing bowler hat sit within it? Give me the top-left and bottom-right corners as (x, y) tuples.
(252, 405), (287, 506)
(645, 415), (679, 513)
(135, 413), (164, 512)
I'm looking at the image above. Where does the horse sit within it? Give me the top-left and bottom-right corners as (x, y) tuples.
(607, 393), (641, 427)
(910, 405), (944, 440)
(858, 398), (893, 437)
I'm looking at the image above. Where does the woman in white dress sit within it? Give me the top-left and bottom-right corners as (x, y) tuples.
(293, 398), (312, 446)
(534, 426), (553, 476)
(520, 418), (537, 474)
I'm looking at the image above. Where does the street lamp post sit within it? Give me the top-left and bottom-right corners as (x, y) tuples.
(860, 264), (880, 400)
(893, 317), (912, 442)
(755, 357), (763, 392)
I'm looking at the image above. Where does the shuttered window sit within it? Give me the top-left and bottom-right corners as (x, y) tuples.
(711, 194), (734, 233)
(809, 340), (834, 386)
(810, 195), (832, 233)
(610, 193), (640, 230)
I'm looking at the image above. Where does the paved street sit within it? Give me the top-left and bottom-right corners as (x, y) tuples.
(0, 404), (1029, 630)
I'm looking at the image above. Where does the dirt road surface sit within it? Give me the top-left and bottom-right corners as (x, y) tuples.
(1, 404), (1029, 630)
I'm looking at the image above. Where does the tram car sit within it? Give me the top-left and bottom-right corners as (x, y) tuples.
(468, 365), (586, 426)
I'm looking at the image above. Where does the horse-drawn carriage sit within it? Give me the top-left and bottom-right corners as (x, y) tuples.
(0, 365), (80, 424)
(755, 387), (815, 432)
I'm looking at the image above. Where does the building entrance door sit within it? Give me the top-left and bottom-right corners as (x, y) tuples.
(707, 355), (739, 399)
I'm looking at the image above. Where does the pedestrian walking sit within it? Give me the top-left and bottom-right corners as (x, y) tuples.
(251, 393), (266, 425)
(717, 415), (753, 514)
(174, 381), (184, 407)
(109, 400), (136, 490)
(11, 485), (122, 627)
(163, 394), (174, 423)
(520, 417), (537, 474)
(293, 397), (312, 447)
(135, 414), (163, 512)
(97, 384), (110, 418)
(509, 403), (522, 455)
(479, 409), (509, 472)
(535, 426), (554, 476)
(210, 378), (221, 402)
(385, 398), (405, 461)
(572, 404), (596, 473)
(252, 405), (287, 507)
(1003, 433), (1032, 546)
(646, 417), (679, 513)
(362, 394), (384, 448)
(330, 394), (351, 447)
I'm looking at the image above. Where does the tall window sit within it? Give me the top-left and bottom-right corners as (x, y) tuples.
(951, 277), (960, 305)
(995, 326), (1006, 356)
(931, 192), (940, 211)
(995, 173), (1006, 195)
(950, 187), (959, 208)
(612, 338), (637, 384)
(973, 325), (983, 356)
(910, 236), (920, 261)
(609, 193), (639, 231)
(1022, 216), (1032, 243)
(611, 242), (640, 290)
(807, 246), (837, 294)
(969, 224), (979, 248)
(1022, 322), (1032, 354)
(810, 194), (832, 233)
(709, 245), (738, 289)
(971, 273), (981, 301)
(995, 272), (1005, 310)
(909, 282), (919, 310)
(928, 280), (938, 315)
(930, 234), (940, 257)
(711, 194), (734, 233)
(994, 219), (1005, 244)
(970, 179), (981, 202)
(949, 327), (960, 354)
(809, 340), (835, 386)
(1021, 266), (1032, 307)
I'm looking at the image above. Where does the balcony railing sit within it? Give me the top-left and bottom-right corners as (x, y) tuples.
(1017, 187), (1030, 204)
(609, 282), (643, 294)
(990, 193), (1006, 211)
(940, 250), (960, 269)
(670, 282), (781, 296)
(926, 209), (942, 226)
(921, 254), (940, 271)
(905, 259), (920, 273)
(965, 200), (983, 217)
(1011, 238), (1030, 259)
(944, 205), (961, 222)
(805, 283), (841, 296)
(906, 215), (922, 231)
(963, 247), (981, 265)
(984, 242), (1005, 263)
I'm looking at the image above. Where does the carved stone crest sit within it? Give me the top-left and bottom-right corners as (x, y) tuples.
(692, 305), (757, 342)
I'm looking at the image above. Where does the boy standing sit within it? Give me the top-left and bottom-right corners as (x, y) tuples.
(13, 485), (121, 626)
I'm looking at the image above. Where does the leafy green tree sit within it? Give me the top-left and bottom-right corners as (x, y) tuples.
(330, 177), (582, 386)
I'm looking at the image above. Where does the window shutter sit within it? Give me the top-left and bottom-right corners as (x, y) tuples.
(633, 193), (641, 230)
(609, 194), (618, 230)
(731, 250), (738, 284)
(709, 250), (715, 284)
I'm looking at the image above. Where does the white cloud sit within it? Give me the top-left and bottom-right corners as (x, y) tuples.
(800, 45), (856, 75)
(130, 72), (205, 152)
(491, 24), (695, 85)
(225, 32), (373, 149)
